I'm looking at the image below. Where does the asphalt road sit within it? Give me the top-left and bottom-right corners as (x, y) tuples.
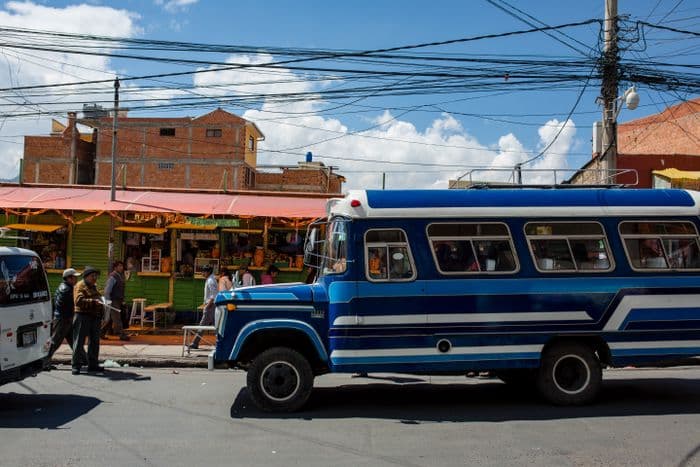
(1, 366), (700, 467)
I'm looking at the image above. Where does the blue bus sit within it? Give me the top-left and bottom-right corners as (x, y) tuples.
(211, 188), (700, 412)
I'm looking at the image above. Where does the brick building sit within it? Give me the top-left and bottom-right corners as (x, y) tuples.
(22, 108), (344, 193)
(569, 97), (700, 187)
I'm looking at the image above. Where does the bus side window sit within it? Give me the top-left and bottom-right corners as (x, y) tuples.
(365, 229), (416, 282)
(620, 221), (700, 271)
(525, 222), (613, 273)
(427, 222), (518, 274)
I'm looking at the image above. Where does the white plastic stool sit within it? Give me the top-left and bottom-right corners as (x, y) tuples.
(129, 298), (147, 327)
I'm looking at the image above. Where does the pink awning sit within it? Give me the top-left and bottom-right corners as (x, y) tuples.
(0, 186), (333, 218)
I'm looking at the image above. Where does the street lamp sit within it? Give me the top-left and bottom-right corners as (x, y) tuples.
(601, 85), (639, 182)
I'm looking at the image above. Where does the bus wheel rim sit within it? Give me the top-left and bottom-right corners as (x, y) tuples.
(552, 354), (590, 395)
(260, 360), (301, 402)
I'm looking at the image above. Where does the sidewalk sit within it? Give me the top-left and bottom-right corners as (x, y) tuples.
(52, 334), (213, 368)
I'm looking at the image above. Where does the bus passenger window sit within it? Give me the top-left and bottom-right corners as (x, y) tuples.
(427, 222), (518, 274)
(525, 222), (613, 273)
(620, 221), (700, 271)
(365, 229), (416, 282)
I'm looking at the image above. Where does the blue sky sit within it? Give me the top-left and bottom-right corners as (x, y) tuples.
(0, 1), (697, 189)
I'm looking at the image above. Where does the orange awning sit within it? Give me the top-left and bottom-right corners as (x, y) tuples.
(4, 223), (64, 232)
(115, 226), (167, 235)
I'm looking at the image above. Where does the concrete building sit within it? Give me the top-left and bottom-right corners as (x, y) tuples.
(568, 97), (700, 187)
(22, 108), (344, 193)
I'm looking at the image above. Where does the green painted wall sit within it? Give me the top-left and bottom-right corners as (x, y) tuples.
(0, 214), (18, 247)
(71, 214), (122, 288)
(124, 273), (169, 305)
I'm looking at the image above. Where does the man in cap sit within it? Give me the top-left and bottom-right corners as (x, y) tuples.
(47, 268), (81, 361)
(188, 264), (217, 350)
(72, 266), (104, 375)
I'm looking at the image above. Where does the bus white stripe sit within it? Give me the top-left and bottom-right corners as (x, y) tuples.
(603, 295), (700, 331)
(608, 340), (700, 350)
(333, 311), (591, 326)
(331, 344), (544, 358)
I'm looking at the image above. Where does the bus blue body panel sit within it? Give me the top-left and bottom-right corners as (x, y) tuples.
(214, 189), (700, 375)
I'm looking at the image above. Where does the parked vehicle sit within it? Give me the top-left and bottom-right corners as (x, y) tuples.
(0, 247), (52, 386)
(210, 188), (700, 411)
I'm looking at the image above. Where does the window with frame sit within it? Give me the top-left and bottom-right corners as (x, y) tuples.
(365, 229), (415, 281)
(620, 221), (700, 270)
(159, 128), (175, 137)
(525, 222), (612, 272)
(206, 129), (222, 137)
(427, 223), (518, 274)
(248, 136), (255, 151)
(321, 219), (349, 275)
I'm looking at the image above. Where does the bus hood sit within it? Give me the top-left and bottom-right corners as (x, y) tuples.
(216, 282), (314, 304)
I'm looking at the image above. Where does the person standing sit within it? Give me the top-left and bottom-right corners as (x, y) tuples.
(72, 266), (104, 375)
(260, 264), (279, 285)
(188, 264), (217, 350)
(240, 264), (256, 287)
(218, 270), (233, 291)
(47, 268), (81, 360)
(101, 261), (130, 341)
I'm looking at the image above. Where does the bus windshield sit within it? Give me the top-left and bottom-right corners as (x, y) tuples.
(0, 254), (49, 307)
(320, 218), (349, 276)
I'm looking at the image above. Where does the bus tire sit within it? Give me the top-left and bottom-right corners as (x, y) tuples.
(537, 342), (602, 405)
(247, 346), (314, 412)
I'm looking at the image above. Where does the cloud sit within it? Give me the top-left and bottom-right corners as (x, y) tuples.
(191, 54), (581, 191)
(155, 0), (199, 13)
(0, 2), (143, 177)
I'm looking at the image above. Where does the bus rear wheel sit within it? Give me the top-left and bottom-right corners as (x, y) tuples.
(247, 347), (314, 412)
(537, 342), (602, 405)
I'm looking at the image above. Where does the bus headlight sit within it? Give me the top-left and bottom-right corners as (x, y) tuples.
(214, 305), (227, 334)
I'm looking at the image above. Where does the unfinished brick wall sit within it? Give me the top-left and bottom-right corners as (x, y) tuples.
(256, 168), (343, 193)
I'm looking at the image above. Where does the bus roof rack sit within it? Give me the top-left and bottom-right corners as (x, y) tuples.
(466, 183), (626, 189)
(448, 168), (639, 189)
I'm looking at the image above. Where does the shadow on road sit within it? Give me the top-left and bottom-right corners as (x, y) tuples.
(0, 393), (101, 429)
(230, 376), (700, 422)
(90, 369), (152, 382)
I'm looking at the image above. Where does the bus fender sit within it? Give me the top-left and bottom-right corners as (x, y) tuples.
(229, 319), (328, 362)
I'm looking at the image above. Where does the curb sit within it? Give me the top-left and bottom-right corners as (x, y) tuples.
(52, 356), (209, 368)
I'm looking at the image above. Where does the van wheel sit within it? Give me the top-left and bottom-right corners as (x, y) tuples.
(537, 342), (602, 405)
(247, 347), (314, 412)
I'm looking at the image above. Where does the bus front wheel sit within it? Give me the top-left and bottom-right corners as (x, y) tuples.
(537, 342), (602, 405)
(247, 346), (314, 412)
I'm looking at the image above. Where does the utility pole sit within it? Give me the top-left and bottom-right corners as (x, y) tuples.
(108, 77), (120, 271)
(110, 77), (120, 201)
(601, 0), (618, 183)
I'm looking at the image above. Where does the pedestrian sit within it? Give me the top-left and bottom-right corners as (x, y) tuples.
(240, 264), (256, 287)
(188, 264), (217, 350)
(72, 266), (104, 375)
(101, 260), (130, 341)
(218, 269), (233, 291)
(260, 264), (279, 285)
(47, 268), (81, 361)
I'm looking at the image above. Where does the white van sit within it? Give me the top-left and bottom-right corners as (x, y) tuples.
(0, 247), (52, 386)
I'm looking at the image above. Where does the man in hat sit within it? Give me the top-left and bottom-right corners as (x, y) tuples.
(72, 266), (104, 375)
(188, 264), (217, 350)
(47, 268), (81, 361)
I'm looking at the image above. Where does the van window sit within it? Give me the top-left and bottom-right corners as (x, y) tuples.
(427, 223), (518, 274)
(0, 255), (49, 307)
(365, 229), (415, 281)
(525, 222), (612, 272)
(620, 221), (700, 270)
